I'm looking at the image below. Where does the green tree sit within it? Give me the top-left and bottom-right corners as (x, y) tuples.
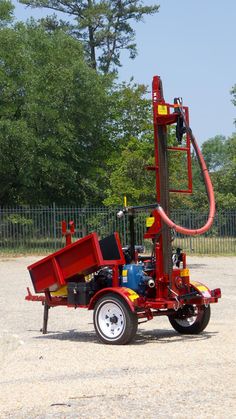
(19, 0), (159, 73)
(0, 120), (34, 204)
(104, 137), (155, 205)
(0, 18), (113, 205)
(200, 134), (236, 210)
(103, 82), (155, 205)
(0, 0), (14, 27)
(231, 83), (236, 125)
(201, 135), (227, 171)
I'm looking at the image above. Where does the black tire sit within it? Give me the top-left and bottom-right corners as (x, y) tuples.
(93, 293), (138, 345)
(169, 304), (211, 334)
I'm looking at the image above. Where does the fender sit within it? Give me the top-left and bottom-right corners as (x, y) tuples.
(190, 280), (212, 298)
(88, 287), (140, 312)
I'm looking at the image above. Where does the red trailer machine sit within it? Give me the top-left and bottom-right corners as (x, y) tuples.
(26, 76), (221, 344)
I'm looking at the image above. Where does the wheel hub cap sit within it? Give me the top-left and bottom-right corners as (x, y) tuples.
(98, 302), (125, 339)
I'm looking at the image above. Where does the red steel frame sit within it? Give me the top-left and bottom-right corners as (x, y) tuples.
(26, 76), (221, 323)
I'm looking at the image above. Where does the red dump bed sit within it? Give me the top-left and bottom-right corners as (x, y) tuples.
(28, 232), (125, 293)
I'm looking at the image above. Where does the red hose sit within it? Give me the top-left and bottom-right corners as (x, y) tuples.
(157, 110), (215, 236)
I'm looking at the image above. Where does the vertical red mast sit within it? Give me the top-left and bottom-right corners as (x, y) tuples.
(145, 76), (193, 296)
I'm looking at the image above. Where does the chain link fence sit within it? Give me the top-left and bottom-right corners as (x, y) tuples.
(0, 206), (235, 255)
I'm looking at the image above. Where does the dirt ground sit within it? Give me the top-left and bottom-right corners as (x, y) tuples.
(0, 256), (235, 419)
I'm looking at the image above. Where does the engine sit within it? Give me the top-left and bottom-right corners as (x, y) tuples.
(121, 264), (155, 296)
(92, 261), (156, 297)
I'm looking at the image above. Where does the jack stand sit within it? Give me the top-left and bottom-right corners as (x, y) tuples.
(41, 302), (50, 334)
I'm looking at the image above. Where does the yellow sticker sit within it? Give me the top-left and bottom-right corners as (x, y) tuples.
(158, 104), (168, 115)
(191, 281), (200, 287)
(146, 217), (155, 227)
(180, 269), (189, 277)
(127, 289), (139, 302)
(197, 285), (209, 292)
(122, 269), (128, 283)
(191, 281), (207, 291)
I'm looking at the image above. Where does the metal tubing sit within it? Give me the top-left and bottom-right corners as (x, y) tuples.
(129, 214), (136, 262)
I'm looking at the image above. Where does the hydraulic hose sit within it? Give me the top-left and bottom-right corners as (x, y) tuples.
(156, 104), (215, 236)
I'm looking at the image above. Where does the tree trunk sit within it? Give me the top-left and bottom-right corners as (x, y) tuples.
(88, 26), (96, 70)
(87, 0), (96, 70)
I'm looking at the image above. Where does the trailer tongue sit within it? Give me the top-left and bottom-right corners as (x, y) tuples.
(26, 76), (221, 344)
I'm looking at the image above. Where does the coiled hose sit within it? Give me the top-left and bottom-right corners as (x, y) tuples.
(156, 104), (215, 236)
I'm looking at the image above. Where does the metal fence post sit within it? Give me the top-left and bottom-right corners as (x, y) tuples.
(189, 212), (193, 253)
(53, 202), (57, 250)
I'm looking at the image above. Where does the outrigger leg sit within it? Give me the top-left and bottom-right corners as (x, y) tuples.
(42, 302), (50, 334)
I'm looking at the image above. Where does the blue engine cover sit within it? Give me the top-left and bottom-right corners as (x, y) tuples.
(121, 264), (146, 295)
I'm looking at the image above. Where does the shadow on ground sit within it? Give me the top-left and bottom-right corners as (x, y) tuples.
(33, 329), (98, 343)
(134, 328), (217, 344)
(32, 327), (217, 345)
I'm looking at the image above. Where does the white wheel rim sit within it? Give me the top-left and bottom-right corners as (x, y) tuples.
(96, 301), (125, 340)
(175, 316), (196, 327)
(175, 306), (199, 327)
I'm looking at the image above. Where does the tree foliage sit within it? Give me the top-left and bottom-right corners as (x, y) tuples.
(0, 10), (156, 206)
(0, 0), (14, 27)
(0, 18), (113, 205)
(103, 82), (155, 205)
(0, 2), (235, 212)
(104, 137), (155, 206)
(201, 134), (236, 209)
(231, 83), (236, 126)
(19, 0), (159, 73)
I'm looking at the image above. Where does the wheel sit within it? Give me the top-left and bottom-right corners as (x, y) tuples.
(169, 304), (211, 334)
(93, 293), (138, 345)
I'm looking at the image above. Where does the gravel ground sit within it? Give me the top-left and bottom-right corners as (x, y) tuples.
(0, 256), (235, 419)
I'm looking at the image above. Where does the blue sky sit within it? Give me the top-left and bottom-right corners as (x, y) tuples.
(13, 0), (236, 144)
